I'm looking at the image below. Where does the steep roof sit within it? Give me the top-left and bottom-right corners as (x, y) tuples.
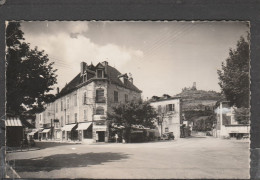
(106, 65), (142, 93)
(58, 64), (142, 98)
(58, 73), (81, 97)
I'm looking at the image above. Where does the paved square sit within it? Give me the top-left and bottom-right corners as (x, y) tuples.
(6, 137), (249, 179)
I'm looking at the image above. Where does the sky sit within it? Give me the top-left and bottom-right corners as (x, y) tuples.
(20, 21), (249, 99)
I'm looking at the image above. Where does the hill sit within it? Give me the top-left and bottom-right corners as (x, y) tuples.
(175, 89), (224, 111)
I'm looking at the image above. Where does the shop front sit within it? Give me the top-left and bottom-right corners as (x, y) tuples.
(27, 129), (40, 140)
(40, 129), (51, 140)
(93, 122), (108, 143)
(61, 123), (78, 141)
(76, 122), (93, 143)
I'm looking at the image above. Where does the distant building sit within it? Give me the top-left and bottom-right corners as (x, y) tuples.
(149, 95), (182, 139)
(35, 61), (142, 143)
(213, 101), (250, 139)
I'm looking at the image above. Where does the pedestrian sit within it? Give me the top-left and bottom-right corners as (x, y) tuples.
(115, 133), (118, 143)
(96, 133), (99, 142)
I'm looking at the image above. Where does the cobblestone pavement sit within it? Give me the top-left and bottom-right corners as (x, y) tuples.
(6, 136), (250, 179)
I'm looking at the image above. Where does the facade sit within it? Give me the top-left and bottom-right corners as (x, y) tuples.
(213, 101), (250, 138)
(150, 95), (182, 139)
(35, 61), (142, 143)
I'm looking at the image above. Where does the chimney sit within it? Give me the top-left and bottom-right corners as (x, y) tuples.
(128, 73), (133, 83)
(57, 87), (60, 94)
(102, 61), (108, 75)
(101, 61), (108, 66)
(80, 62), (87, 76)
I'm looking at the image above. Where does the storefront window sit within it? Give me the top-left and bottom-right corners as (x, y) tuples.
(83, 125), (92, 139)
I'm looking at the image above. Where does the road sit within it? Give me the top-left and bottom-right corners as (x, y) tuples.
(6, 136), (250, 179)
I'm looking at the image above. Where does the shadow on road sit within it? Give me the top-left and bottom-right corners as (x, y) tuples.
(10, 152), (129, 172)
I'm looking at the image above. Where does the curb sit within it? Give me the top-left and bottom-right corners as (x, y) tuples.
(6, 164), (21, 178)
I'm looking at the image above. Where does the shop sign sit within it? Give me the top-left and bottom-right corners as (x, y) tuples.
(94, 127), (107, 131)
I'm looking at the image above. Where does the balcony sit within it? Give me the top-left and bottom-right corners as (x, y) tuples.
(95, 97), (106, 103)
(94, 115), (107, 121)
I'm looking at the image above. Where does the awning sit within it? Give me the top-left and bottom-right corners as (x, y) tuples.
(76, 122), (92, 130)
(28, 131), (36, 135)
(61, 124), (77, 131)
(5, 118), (22, 127)
(41, 129), (51, 133)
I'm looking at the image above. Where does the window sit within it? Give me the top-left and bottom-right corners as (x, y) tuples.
(74, 94), (77, 106)
(61, 116), (63, 127)
(61, 100), (63, 111)
(67, 98), (70, 109)
(158, 105), (162, 114)
(84, 109), (87, 121)
(74, 113), (77, 123)
(96, 107), (104, 115)
(166, 104), (175, 112)
(67, 114), (70, 124)
(97, 69), (103, 78)
(56, 103), (58, 113)
(169, 104), (175, 111)
(96, 89), (105, 103)
(83, 92), (87, 105)
(114, 91), (118, 103)
(83, 126), (92, 139)
(83, 74), (87, 82)
(125, 94), (128, 102)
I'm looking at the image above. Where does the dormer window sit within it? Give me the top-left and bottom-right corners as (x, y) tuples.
(97, 69), (103, 78)
(83, 73), (87, 82)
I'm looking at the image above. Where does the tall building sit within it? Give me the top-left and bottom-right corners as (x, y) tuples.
(35, 61), (142, 143)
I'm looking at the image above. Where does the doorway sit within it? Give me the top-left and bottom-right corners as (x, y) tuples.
(97, 131), (105, 142)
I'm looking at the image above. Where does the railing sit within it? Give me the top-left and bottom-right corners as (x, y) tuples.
(93, 115), (107, 121)
(95, 97), (106, 103)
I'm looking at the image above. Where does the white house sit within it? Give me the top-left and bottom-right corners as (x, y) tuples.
(149, 95), (182, 139)
(213, 101), (250, 139)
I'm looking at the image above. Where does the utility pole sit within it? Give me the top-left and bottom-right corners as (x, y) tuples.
(51, 118), (53, 140)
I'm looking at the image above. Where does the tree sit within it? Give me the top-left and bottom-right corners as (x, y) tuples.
(6, 22), (57, 116)
(217, 36), (250, 108)
(234, 107), (250, 125)
(108, 100), (157, 143)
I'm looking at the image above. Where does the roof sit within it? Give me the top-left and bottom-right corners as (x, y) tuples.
(6, 117), (23, 127)
(149, 96), (181, 103)
(58, 63), (142, 97)
(106, 65), (142, 93)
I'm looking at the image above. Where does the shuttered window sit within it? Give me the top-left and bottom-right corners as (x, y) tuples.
(166, 104), (175, 112)
(83, 92), (87, 105)
(114, 91), (118, 103)
(96, 89), (105, 103)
